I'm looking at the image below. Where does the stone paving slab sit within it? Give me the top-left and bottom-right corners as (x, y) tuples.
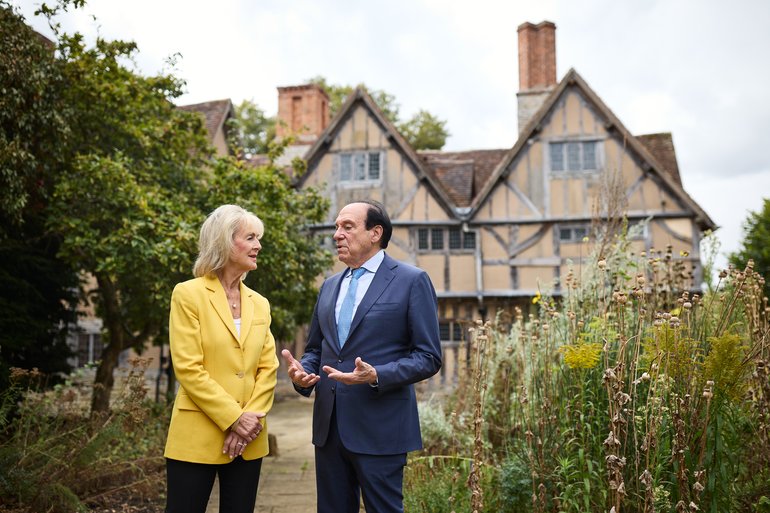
(206, 395), (317, 513)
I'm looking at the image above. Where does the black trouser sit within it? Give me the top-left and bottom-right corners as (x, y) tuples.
(165, 456), (263, 513)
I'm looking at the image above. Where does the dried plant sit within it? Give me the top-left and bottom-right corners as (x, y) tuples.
(411, 232), (769, 512)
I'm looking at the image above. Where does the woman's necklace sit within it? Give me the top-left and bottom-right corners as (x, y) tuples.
(225, 288), (239, 309)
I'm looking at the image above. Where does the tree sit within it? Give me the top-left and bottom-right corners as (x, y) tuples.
(0, 3), (80, 389)
(202, 155), (332, 343)
(308, 76), (449, 149)
(730, 198), (770, 299)
(33, 3), (331, 414)
(231, 99), (276, 158)
(399, 109), (450, 151)
(0, 3), (70, 230)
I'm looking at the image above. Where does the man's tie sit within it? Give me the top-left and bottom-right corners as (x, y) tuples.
(337, 268), (366, 347)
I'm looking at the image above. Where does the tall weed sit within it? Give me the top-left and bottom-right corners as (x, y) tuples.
(412, 229), (769, 512)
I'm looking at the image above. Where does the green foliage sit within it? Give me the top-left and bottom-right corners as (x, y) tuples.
(308, 75), (449, 150)
(309, 75), (400, 124)
(0, 3), (81, 387)
(404, 455), (500, 512)
(412, 226), (769, 512)
(0, 362), (167, 513)
(702, 333), (750, 401)
(231, 98), (276, 157)
(201, 157), (332, 342)
(500, 455), (533, 511)
(398, 109), (450, 151)
(730, 198), (770, 299)
(0, 224), (78, 389)
(0, 3), (332, 414)
(0, 3), (70, 228)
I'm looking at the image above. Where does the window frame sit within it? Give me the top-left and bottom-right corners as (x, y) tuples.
(415, 226), (477, 253)
(338, 151), (384, 184)
(549, 139), (602, 174)
(558, 223), (592, 243)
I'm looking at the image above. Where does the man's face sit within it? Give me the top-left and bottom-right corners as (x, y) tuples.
(333, 203), (381, 268)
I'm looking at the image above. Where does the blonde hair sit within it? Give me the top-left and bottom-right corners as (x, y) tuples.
(193, 204), (264, 278)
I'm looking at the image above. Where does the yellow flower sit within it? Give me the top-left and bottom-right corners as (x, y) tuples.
(560, 342), (603, 370)
(532, 291), (541, 304)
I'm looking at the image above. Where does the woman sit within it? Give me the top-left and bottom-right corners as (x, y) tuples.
(164, 204), (279, 513)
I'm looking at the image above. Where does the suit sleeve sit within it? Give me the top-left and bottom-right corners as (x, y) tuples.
(295, 281), (325, 397)
(375, 271), (442, 392)
(244, 298), (279, 413)
(169, 284), (243, 430)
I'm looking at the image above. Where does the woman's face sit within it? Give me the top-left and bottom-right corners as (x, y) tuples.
(228, 221), (262, 273)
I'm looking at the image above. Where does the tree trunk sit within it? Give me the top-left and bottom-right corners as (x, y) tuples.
(89, 273), (158, 415)
(90, 339), (122, 414)
(90, 273), (125, 415)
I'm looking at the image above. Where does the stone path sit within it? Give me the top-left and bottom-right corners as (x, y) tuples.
(206, 394), (317, 513)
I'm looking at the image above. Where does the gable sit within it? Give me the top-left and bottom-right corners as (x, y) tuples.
(469, 69), (716, 231)
(299, 88), (455, 224)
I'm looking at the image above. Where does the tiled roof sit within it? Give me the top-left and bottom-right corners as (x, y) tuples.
(178, 99), (233, 141)
(418, 149), (509, 207)
(636, 132), (682, 185)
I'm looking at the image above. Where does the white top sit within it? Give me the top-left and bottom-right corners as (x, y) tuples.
(234, 318), (241, 337)
(335, 250), (385, 323)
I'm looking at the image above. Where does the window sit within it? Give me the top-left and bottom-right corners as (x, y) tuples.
(76, 333), (103, 367)
(559, 224), (591, 243)
(431, 228), (444, 250)
(550, 141), (600, 172)
(449, 228), (462, 249)
(338, 152), (383, 182)
(416, 227), (476, 252)
(463, 231), (476, 250)
(418, 229), (429, 250)
(439, 321), (466, 343)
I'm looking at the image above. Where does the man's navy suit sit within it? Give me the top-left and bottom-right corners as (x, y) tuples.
(297, 252), (442, 511)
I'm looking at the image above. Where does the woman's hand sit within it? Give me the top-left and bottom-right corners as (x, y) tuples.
(234, 411), (266, 441)
(222, 431), (250, 459)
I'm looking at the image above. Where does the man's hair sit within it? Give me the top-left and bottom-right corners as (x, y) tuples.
(358, 199), (392, 249)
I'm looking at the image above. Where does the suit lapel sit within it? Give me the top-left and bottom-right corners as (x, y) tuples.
(346, 255), (397, 342)
(323, 272), (345, 352)
(204, 274), (240, 344)
(239, 282), (254, 345)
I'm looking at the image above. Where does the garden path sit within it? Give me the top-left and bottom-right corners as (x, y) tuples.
(205, 384), (318, 513)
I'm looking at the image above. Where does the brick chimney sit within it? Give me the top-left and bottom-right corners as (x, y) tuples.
(276, 84), (330, 142)
(516, 21), (557, 133)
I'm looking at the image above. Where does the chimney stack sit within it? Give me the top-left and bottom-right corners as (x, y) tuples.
(276, 84), (330, 142)
(517, 21), (557, 133)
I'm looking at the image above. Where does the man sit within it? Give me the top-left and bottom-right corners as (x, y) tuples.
(282, 200), (442, 513)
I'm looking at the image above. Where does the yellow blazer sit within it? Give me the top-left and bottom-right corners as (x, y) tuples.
(164, 274), (279, 464)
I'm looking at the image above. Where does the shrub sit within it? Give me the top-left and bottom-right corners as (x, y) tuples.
(0, 359), (168, 513)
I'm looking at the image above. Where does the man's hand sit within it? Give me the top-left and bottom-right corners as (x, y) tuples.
(234, 411), (265, 441)
(323, 357), (378, 385)
(222, 431), (249, 459)
(281, 349), (320, 388)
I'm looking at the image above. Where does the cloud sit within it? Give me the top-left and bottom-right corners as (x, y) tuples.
(12, 0), (770, 263)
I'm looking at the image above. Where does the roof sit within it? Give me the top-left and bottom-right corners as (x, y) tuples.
(178, 99), (234, 142)
(418, 149), (508, 207)
(636, 132), (682, 185)
(295, 72), (715, 231)
(469, 68), (717, 231)
(299, 87), (458, 218)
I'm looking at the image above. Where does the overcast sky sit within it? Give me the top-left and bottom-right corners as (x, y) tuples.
(14, 0), (770, 271)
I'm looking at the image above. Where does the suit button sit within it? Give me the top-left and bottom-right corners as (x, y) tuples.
(331, 386), (336, 393)
(337, 359), (342, 363)
(237, 371), (244, 378)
